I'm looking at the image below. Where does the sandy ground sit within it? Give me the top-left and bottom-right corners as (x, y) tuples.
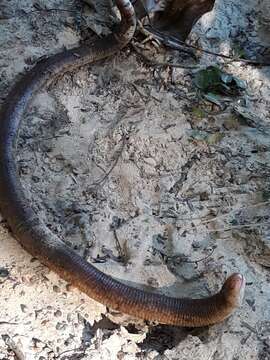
(0, 0), (270, 359)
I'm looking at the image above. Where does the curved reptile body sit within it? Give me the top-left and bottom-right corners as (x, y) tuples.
(0, 0), (245, 327)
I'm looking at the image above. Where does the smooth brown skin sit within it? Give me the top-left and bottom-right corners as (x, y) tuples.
(132, 0), (216, 41)
(0, 0), (245, 326)
(152, 0), (216, 41)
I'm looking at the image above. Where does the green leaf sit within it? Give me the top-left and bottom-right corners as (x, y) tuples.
(187, 130), (208, 141)
(205, 132), (225, 145)
(220, 73), (233, 84)
(203, 92), (224, 107)
(232, 43), (247, 59)
(233, 77), (247, 90)
(191, 107), (206, 119)
(223, 115), (240, 130)
(187, 130), (224, 144)
(194, 66), (222, 92)
(194, 66), (247, 96)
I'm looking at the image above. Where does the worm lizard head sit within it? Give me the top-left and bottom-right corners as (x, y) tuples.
(222, 273), (246, 308)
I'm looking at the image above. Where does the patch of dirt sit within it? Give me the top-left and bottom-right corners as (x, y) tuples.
(0, 0), (270, 359)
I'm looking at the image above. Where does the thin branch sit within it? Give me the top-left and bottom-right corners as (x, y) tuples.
(207, 221), (270, 233)
(132, 43), (198, 69)
(173, 248), (215, 264)
(89, 136), (126, 188)
(143, 25), (270, 67)
(174, 201), (270, 223)
(113, 229), (125, 262)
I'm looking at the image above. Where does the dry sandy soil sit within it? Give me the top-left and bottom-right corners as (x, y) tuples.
(0, 0), (270, 359)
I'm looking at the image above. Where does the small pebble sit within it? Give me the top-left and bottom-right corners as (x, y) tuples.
(20, 304), (27, 313)
(53, 285), (61, 293)
(192, 241), (201, 249)
(0, 268), (9, 278)
(54, 310), (62, 317)
(56, 321), (67, 331)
